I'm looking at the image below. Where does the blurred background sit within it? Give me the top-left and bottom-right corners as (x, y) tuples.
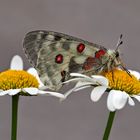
(0, 0), (140, 140)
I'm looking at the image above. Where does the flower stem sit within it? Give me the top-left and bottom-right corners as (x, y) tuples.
(11, 95), (19, 140)
(103, 111), (116, 140)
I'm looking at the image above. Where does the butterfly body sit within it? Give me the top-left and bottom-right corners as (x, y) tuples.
(23, 30), (122, 91)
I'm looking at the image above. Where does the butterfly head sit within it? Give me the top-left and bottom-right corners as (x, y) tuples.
(106, 49), (122, 69)
(105, 34), (124, 70)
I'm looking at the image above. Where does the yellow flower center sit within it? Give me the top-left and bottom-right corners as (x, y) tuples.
(0, 70), (39, 90)
(102, 69), (140, 95)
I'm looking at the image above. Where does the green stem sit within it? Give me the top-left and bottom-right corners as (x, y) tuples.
(103, 111), (116, 140)
(11, 95), (19, 140)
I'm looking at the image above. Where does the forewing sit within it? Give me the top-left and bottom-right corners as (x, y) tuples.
(23, 30), (106, 91)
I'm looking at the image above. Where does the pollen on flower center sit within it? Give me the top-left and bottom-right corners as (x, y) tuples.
(0, 70), (39, 90)
(102, 69), (140, 95)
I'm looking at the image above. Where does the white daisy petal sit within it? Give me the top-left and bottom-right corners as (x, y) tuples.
(0, 90), (9, 96)
(129, 70), (140, 80)
(36, 90), (50, 95)
(63, 87), (76, 99)
(65, 78), (95, 85)
(70, 73), (91, 79)
(74, 85), (91, 92)
(8, 89), (21, 95)
(38, 86), (48, 90)
(107, 91), (116, 112)
(112, 91), (128, 110)
(90, 86), (107, 102)
(128, 96), (135, 106)
(44, 91), (65, 98)
(27, 68), (44, 88)
(132, 95), (140, 102)
(63, 78), (84, 84)
(10, 55), (23, 70)
(22, 88), (39, 95)
(75, 81), (92, 88)
(91, 75), (109, 86)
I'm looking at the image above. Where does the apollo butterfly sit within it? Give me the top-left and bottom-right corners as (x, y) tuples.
(23, 30), (124, 91)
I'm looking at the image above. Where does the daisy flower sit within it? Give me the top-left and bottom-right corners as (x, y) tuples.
(99, 69), (140, 111)
(0, 55), (64, 99)
(63, 69), (140, 111)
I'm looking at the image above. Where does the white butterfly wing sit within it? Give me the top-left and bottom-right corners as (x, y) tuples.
(23, 30), (106, 91)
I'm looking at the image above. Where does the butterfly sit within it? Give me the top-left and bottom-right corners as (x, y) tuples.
(23, 30), (124, 91)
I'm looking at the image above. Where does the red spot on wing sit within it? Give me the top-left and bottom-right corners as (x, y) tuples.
(83, 57), (95, 70)
(55, 54), (63, 64)
(77, 43), (85, 53)
(95, 49), (106, 58)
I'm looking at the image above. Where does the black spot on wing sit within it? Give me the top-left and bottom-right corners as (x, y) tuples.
(41, 32), (48, 40)
(69, 57), (83, 73)
(54, 35), (62, 41)
(62, 42), (70, 50)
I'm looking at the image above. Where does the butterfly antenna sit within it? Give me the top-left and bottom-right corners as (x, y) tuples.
(111, 70), (115, 83)
(120, 64), (132, 78)
(115, 34), (123, 52)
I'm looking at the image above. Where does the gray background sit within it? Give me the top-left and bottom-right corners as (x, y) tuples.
(0, 0), (140, 140)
